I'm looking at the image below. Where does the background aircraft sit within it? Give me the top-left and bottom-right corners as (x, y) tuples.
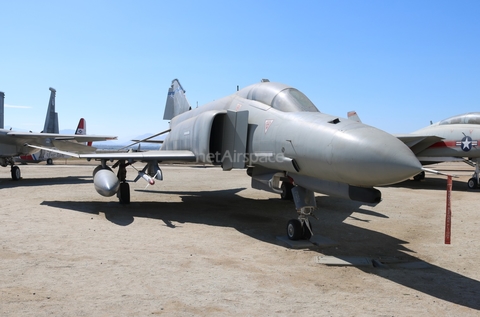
(29, 79), (423, 240)
(0, 88), (116, 180)
(349, 111), (480, 189)
(16, 118), (90, 165)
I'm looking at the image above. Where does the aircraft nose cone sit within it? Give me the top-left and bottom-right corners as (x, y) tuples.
(331, 127), (422, 186)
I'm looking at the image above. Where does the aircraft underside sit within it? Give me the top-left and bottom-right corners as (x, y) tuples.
(90, 155), (388, 241)
(413, 157), (480, 189)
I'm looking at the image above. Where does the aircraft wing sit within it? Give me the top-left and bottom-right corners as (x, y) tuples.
(8, 132), (117, 153)
(394, 134), (444, 154)
(76, 150), (197, 162)
(7, 131), (117, 143)
(26, 144), (196, 162)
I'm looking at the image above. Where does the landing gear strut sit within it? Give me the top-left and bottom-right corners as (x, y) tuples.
(467, 158), (480, 190)
(280, 181), (294, 200)
(286, 185), (316, 241)
(114, 160), (130, 204)
(2, 157), (21, 181)
(117, 182), (130, 204)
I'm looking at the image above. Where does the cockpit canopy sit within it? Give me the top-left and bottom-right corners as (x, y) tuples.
(438, 112), (480, 125)
(238, 81), (320, 113)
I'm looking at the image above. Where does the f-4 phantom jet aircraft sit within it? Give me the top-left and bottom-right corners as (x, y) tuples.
(0, 88), (117, 180)
(29, 79), (422, 240)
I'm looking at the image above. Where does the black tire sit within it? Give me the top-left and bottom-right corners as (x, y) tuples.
(467, 178), (478, 190)
(46, 158), (53, 165)
(11, 166), (21, 181)
(287, 219), (303, 240)
(281, 182), (294, 200)
(118, 182), (130, 204)
(302, 222), (313, 240)
(413, 171), (425, 181)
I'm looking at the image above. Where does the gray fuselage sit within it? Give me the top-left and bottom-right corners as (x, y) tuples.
(161, 82), (421, 189)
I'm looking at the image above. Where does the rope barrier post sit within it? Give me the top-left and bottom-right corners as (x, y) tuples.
(445, 175), (452, 244)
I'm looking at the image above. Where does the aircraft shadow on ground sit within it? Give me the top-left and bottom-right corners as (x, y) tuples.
(41, 188), (480, 311)
(0, 175), (92, 188)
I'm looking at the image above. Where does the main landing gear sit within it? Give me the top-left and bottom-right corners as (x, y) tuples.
(113, 160), (130, 204)
(1, 157), (21, 180)
(109, 160), (163, 204)
(413, 171), (425, 181)
(11, 165), (21, 180)
(282, 182), (316, 241)
(467, 158), (480, 190)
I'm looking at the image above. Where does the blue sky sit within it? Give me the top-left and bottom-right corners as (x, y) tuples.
(1, 0), (479, 142)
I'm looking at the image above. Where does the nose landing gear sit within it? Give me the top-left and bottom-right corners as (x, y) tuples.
(286, 185), (317, 241)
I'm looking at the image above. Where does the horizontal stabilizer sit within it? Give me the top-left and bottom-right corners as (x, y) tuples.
(52, 140), (97, 153)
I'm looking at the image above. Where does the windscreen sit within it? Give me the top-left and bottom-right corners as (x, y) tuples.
(271, 88), (320, 112)
(439, 113), (480, 125)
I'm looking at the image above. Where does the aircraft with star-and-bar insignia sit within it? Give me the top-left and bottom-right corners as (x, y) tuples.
(348, 111), (480, 189)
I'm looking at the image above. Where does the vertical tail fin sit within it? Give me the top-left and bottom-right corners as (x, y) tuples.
(0, 91), (4, 129)
(75, 118), (92, 146)
(163, 79), (191, 120)
(43, 87), (59, 133)
(75, 118), (86, 135)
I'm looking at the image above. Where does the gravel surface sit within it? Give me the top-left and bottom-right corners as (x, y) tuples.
(1, 162), (479, 316)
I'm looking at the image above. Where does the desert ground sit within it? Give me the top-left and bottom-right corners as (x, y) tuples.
(1, 161), (479, 316)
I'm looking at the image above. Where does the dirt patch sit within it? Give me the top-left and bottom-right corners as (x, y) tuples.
(1, 162), (479, 316)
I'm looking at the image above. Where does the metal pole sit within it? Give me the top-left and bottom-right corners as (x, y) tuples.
(0, 91), (4, 129)
(445, 175), (452, 244)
